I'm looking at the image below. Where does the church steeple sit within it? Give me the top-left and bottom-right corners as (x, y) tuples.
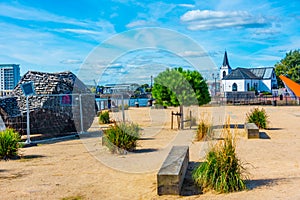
(222, 50), (231, 69)
(220, 50), (232, 79)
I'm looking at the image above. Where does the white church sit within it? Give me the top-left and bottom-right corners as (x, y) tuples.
(220, 51), (278, 93)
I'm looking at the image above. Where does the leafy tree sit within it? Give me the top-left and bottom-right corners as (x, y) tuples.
(132, 83), (151, 98)
(275, 49), (300, 87)
(152, 67), (210, 107)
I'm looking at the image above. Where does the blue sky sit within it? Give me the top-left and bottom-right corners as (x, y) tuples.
(0, 0), (299, 85)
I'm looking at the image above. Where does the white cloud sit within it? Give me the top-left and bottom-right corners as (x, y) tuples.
(177, 4), (195, 8)
(254, 29), (279, 35)
(0, 2), (116, 39)
(61, 29), (100, 35)
(178, 51), (208, 57)
(181, 10), (249, 22)
(126, 20), (150, 28)
(0, 22), (92, 74)
(178, 51), (221, 58)
(180, 9), (270, 30)
(60, 59), (82, 64)
(0, 3), (87, 27)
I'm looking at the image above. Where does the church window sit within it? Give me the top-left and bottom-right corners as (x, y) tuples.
(232, 83), (237, 91)
(222, 71), (226, 78)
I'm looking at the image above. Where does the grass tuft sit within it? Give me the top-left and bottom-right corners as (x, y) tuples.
(0, 128), (22, 160)
(98, 111), (110, 124)
(193, 117), (247, 193)
(196, 113), (212, 141)
(246, 107), (268, 129)
(61, 195), (85, 200)
(102, 122), (141, 153)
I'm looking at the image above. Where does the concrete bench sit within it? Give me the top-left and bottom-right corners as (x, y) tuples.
(245, 123), (259, 139)
(157, 146), (189, 195)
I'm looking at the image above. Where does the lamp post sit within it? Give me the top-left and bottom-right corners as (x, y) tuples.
(212, 73), (219, 96)
(150, 75), (153, 91)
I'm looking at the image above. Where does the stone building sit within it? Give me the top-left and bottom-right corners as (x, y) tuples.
(0, 71), (95, 136)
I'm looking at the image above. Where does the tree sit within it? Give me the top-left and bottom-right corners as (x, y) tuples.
(275, 49), (300, 88)
(152, 67), (211, 107)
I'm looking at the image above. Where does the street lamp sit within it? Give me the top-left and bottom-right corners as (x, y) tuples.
(150, 75), (153, 91)
(212, 73), (219, 96)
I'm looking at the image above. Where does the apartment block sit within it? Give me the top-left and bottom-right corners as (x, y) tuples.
(0, 64), (20, 96)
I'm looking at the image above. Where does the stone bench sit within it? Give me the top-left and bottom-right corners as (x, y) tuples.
(245, 123), (259, 139)
(157, 146), (189, 195)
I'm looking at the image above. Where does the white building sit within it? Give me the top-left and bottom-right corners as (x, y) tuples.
(220, 51), (278, 93)
(0, 64), (21, 96)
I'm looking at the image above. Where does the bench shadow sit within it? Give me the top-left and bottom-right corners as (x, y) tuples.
(181, 161), (203, 196)
(21, 155), (46, 159)
(139, 137), (155, 140)
(229, 124), (245, 129)
(211, 124), (245, 129)
(266, 127), (283, 130)
(133, 148), (158, 153)
(10, 154), (46, 160)
(259, 132), (271, 139)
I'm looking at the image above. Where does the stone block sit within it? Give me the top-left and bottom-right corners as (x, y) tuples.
(245, 123), (259, 139)
(157, 146), (189, 195)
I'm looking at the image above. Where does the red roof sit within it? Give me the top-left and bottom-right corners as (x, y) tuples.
(279, 75), (300, 97)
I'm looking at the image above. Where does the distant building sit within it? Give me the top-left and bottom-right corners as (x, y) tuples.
(0, 64), (20, 96)
(220, 51), (278, 93)
(102, 83), (140, 95)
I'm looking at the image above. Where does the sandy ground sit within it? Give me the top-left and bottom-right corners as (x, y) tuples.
(1, 105), (300, 200)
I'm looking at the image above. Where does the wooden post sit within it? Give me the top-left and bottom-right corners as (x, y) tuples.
(171, 111), (173, 129)
(189, 110), (192, 129)
(180, 105), (184, 129)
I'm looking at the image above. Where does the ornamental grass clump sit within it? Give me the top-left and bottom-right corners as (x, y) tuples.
(0, 128), (22, 160)
(98, 111), (110, 124)
(103, 122), (140, 153)
(193, 119), (247, 193)
(196, 113), (212, 141)
(246, 107), (268, 129)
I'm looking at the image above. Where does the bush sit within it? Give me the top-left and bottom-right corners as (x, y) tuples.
(99, 111), (110, 124)
(103, 122), (140, 153)
(246, 107), (268, 129)
(0, 128), (22, 160)
(196, 113), (212, 141)
(193, 120), (247, 193)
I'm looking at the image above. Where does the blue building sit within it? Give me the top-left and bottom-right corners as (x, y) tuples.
(0, 64), (20, 96)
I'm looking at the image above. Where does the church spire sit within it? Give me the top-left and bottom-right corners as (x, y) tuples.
(222, 50), (231, 69)
(220, 50), (232, 79)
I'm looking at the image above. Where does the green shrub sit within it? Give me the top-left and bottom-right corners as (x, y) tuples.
(246, 107), (268, 129)
(0, 128), (22, 160)
(193, 121), (247, 193)
(99, 111), (110, 124)
(103, 122), (140, 153)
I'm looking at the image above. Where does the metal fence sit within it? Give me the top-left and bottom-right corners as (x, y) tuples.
(0, 93), (97, 143)
(212, 95), (300, 106)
